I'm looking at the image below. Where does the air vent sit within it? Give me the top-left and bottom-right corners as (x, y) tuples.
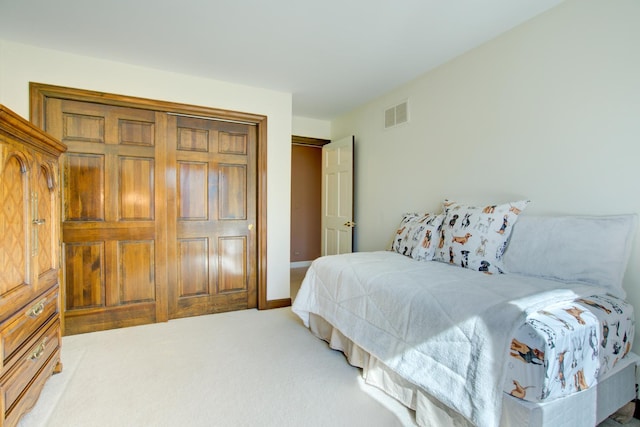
(384, 100), (409, 129)
(385, 107), (396, 129)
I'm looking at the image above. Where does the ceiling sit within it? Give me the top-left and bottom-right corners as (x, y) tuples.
(0, 0), (564, 120)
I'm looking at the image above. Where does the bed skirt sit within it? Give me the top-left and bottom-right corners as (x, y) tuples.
(308, 313), (638, 427)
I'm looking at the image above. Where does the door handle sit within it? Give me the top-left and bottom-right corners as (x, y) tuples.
(343, 221), (356, 228)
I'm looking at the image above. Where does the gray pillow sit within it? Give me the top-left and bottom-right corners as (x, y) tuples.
(503, 214), (637, 297)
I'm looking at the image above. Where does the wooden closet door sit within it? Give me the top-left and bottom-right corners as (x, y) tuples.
(44, 99), (168, 334)
(41, 92), (261, 334)
(167, 115), (257, 319)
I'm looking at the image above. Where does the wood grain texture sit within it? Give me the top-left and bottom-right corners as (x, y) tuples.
(0, 103), (65, 427)
(0, 153), (27, 296)
(168, 115), (257, 320)
(29, 83), (270, 334)
(49, 100), (162, 334)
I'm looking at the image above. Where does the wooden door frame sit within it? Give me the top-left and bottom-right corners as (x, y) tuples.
(291, 135), (329, 147)
(29, 82), (282, 311)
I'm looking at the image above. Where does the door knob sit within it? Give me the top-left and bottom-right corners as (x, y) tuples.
(343, 221), (356, 227)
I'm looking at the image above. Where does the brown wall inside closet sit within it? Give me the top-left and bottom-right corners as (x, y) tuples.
(290, 136), (328, 263)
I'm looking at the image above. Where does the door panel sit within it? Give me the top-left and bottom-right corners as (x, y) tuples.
(118, 240), (155, 303)
(33, 158), (62, 298)
(178, 238), (209, 297)
(119, 157), (154, 220)
(45, 99), (166, 334)
(41, 93), (261, 333)
(218, 236), (247, 293)
(63, 242), (104, 310)
(219, 164), (247, 219)
(178, 161), (208, 219)
(167, 115), (257, 319)
(0, 153), (28, 296)
(63, 153), (105, 221)
(35, 166), (53, 276)
(321, 136), (355, 256)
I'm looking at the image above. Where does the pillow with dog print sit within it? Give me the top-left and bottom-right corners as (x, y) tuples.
(389, 213), (445, 261)
(433, 200), (530, 274)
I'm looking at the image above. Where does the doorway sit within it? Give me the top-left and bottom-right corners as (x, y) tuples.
(290, 135), (328, 299)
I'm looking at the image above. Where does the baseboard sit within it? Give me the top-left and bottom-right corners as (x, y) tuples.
(260, 298), (291, 310)
(290, 261), (312, 268)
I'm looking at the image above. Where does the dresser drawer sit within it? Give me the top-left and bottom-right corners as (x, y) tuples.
(2, 350), (58, 427)
(0, 288), (59, 370)
(1, 319), (60, 424)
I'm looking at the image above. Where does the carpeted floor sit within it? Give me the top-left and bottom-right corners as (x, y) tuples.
(18, 306), (414, 427)
(16, 267), (639, 427)
(290, 266), (309, 301)
(602, 416), (640, 427)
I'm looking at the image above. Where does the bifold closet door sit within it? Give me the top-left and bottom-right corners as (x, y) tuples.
(166, 115), (257, 319)
(43, 98), (258, 334)
(44, 99), (168, 334)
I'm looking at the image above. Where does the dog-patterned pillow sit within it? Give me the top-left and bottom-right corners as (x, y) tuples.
(389, 213), (445, 261)
(433, 200), (530, 274)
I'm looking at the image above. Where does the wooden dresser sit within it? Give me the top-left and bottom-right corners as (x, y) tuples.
(0, 104), (66, 427)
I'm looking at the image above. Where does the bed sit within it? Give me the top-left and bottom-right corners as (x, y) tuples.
(292, 201), (638, 427)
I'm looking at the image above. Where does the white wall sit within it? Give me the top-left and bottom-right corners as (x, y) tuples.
(332, 0), (640, 349)
(0, 39), (293, 301)
(292, 116), (331, 140)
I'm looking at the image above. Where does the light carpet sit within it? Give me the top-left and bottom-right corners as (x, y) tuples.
(16, 306), (638, 427)
(18, 308), (415, 427)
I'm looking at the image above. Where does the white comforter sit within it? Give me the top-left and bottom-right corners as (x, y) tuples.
(292, 251), (611, 427)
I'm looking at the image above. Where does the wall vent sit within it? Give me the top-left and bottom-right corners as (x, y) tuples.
(384, 100), (409, 129)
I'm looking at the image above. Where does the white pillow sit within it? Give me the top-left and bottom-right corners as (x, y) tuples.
(503, 214), (638, 297)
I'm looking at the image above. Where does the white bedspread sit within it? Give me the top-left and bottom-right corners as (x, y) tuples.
(292, 251), (612, 427)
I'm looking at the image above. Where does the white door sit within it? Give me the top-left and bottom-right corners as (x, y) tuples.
(321, 136), (354, 256)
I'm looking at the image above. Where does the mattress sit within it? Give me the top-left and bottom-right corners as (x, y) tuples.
(307, 312), (639, 427)
(505, 293), (634, 402)
(292, 251), (636, 427)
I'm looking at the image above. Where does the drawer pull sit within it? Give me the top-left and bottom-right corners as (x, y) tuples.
(26, 299), (47, 318)
(30, 338), (48, 361)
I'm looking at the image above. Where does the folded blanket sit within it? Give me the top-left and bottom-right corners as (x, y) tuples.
(292, 251), (612, 427)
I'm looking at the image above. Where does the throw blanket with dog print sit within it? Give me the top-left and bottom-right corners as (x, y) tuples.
(292, 251), (616, 427)
(504, 293), (634, 402)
